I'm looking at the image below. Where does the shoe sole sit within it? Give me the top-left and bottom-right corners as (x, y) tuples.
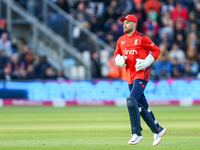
(153, 128), (167, 146)
(128, 137), (143, 145)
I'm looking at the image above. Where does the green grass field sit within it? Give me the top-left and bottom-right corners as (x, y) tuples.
(0, 106), (200, 150)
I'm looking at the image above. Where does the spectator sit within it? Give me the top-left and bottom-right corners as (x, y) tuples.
(183, 58), (199, 77)
(148, 8), (158, 22)
(0, 50), (8, 74)
(194, 2), (200, 31)
(107, 23), (120, 41)
(115, 18), (124, 37)
(180, 0), (191, 9)
(175, 33), (187, 52)
(56, 70), (66, 81)
(174, 19), (186, 41)
(91, 51), (102, 78)
(107, 55), (121, 78)
(7, 53), (25, 78)
(102, 6), (118, 31)
(84, 36), (96, 54)
(12, 68), (27, 80)
(72, 13), (90, 50)
(0, 32), (12, 57)
(185, 44), (199, 62)
(108, 41), (116, 50)
(158, 42), (169, 54)
(171, 57), (184, 78)
(19, 45), (30, 64)
(169, 43), (185, 65)
(159, 10), (174, 42)
(55, 0), (70, 13)
(89, 15), (101, 33)
(160, 0), (175, 16)
(35, 56), (51, 78)
(186, 32), (200, 51)
(43, 67), (57, 79)
(23, 51), (34, 69)
(118, 0), (133, 16)
(26, 64), (36, 80)
(187, 11), (196, 23)
(104, 32), (115, 45)
(143, 16), (159, 41)
(131, 0), (147, 23)
(154, 51), (172, 78)
(67, 0), (76, 10)
(109, 0), (121, 17)
(73, 1), (89, 21)
(11, 38), (18, 53)
(0, 66), (12, 81)
(171, 1), (188, 22)
(186, 21), (199, 38)
(88, 0), (105, 19)
(0, 19), (10, 38)
(145, 0), (160, 14)
(157, 33), (172, 50)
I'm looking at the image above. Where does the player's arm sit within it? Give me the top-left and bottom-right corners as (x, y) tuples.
(141, 36), (161, 60)
(135, 36), (161, 71)
(114, 39), (127, 67)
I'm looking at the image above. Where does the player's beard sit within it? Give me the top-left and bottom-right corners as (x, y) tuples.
(124, 27), (133, 34)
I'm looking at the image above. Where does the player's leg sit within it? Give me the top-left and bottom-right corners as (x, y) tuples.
(139, 94), (166, 146)
(139, 94), (162, 130)
(129, 79), (159, 134)
(127, 80), (143, 145)
(138, 103), (159, 134)
(128, 83), (143, 131)
(127, 97), (143, 145)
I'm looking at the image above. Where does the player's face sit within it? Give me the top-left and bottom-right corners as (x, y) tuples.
(123, 20), (135, 34)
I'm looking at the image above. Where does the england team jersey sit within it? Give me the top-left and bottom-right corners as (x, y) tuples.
(114, 31), (161, 84)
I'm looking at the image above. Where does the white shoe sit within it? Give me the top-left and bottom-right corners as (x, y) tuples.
(128, 134), (143, 145)
(153, 128), (166, 146)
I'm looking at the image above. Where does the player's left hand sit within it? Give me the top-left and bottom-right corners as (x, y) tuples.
(135, 54), (154, 71)
(135, 59), (146, 71)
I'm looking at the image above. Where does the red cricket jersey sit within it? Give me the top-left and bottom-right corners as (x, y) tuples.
(114, 31), (161, 84)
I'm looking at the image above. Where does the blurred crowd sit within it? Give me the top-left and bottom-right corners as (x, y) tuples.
(55, 0), (200, 79)
(0, 19), (66, 81)
(5, 0), (200, 80)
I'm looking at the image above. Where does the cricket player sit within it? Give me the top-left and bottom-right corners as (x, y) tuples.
(114, 15), (166, 146)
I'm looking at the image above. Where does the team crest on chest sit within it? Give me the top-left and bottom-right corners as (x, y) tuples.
(134, 38), (138, 45)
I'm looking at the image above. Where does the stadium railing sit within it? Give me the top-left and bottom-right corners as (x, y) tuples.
(0, 0), (114, 79)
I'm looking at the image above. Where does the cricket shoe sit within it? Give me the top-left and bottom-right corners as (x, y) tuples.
(153, 128), (166, 146)
(128, 134), (143, 145)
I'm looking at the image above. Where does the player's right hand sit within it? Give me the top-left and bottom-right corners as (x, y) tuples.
(115, 54), (127, 67)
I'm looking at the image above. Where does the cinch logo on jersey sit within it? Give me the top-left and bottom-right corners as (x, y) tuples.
(123, 48), (137, 55)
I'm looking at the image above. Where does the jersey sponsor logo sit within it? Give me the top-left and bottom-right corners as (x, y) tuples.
(123, 48), (137, 55)
(121, 41), (125, 45)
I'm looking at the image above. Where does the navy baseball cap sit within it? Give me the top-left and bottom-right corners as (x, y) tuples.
(120, 15), (138, 25)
